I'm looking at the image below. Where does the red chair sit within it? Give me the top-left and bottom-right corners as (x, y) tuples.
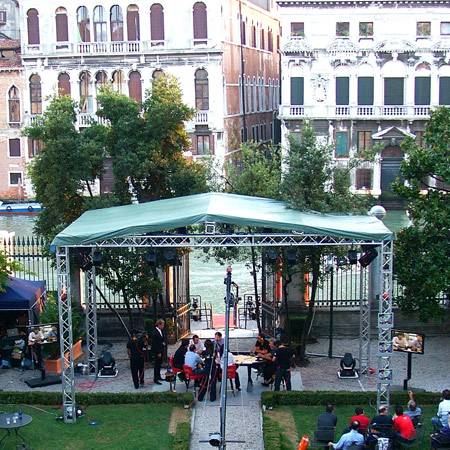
(183, 364), (203, 392)
(226, 365), (237, 396)
(169, 356), (184, 389)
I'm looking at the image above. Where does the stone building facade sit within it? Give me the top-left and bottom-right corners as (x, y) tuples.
(277, 0), (450, 198)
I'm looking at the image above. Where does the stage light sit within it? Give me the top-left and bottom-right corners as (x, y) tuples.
(93, 250), (102, 266)
(359, 247), (378, 267)
(147, 249), (157, 264)
(337, 256), (347, 267)
(286, 249), (297, 265)
(348, 249), (358, 265)
(209, 432), (221, 447)
(205, 221), (216, 234)
(164, 249), (176, 262)
(267, 249), (278, 261)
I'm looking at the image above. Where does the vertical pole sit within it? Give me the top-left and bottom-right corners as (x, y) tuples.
(220, 267), (232, 450)
(328, 265), (334, 358)
(403, 352), (412, 391)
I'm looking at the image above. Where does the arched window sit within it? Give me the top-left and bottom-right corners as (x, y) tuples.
(261, 77), (266, 111)
(193, 2), (207, 43)
(27, 9), (40, 45)
(80, 71), (92, 113)
(110, 5), (124, 41)
(93, 6), (107, 42)
(247, 76), (251, 114)
(253, 76), (257, 112)
(30, 74), (42, 114)
(268, 78), (272, 111)
(77, 7), (90, 43)
(58, 73), (71, 97)
(95, 71), (107, 99)
(238, 75), (243, 114)
(127, 5), (140, 41)
(150, 4), (164, 43)
(195, 69), (209, 110)
(55, 7), (68, 42)
(8, 86), (20, 123)
(129, 71), (142, 104)
(112, 70), (125, 93)
(152, 69), (164, 79)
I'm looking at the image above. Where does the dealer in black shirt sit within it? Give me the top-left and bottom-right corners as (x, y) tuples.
(272, 337), (295, 391)
(126, 330), (145, 389)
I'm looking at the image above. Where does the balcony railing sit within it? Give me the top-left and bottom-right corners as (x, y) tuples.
(77, 113), (110, 127)
(280, 104), (433, 119)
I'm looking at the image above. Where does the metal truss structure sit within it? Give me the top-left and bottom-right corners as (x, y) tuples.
(359, 266), (370, 375)
(56, 231), (393, 422)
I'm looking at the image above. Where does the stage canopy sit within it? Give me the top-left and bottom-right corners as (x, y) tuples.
(0, 277), (46, 310)
(51, 192), (393, 246)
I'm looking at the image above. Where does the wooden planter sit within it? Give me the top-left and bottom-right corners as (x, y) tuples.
(44, 340), (83, 374)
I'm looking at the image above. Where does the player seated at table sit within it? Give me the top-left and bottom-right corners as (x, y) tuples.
(189, 334), (206, 354)
(392, 332), (409, 350)
(173, 338), (189, 380)
(46, 325), (58, 341)
(184, 344), (204, 374)
(261, 338), (279, 386)
(219, 350), (241, 391)
(28, 327), (44, 344)
(254, 334), (270, 356)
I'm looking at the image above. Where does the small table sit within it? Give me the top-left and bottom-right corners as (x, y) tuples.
(0, 413), (32, 449)
(234, 355), (266, 392)
(164, 371), (176, 392)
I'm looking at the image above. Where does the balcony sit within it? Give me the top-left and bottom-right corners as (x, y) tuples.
(77, 113), (110, 127)
(279, 104), (432, 120)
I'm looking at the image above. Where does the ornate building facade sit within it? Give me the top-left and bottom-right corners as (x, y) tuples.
(277, 0), (450, 198)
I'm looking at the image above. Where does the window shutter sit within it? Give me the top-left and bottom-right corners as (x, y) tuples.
(439, 77), (450, 105)
(58, 73), (71, 97)
(56, 13), (68, 42)
(335, 132), (348, 157)
(150, 4), (164, 41)
(127, 10), (140, 41)
(193, 2), (207, 39)
(358, 77), (374, 105)
(336, 77), (349, 105)
(27, 9), (40, 45)
(415, 77), (431, 105)
(9, 139), (21, 157)
(290, 77), (304, 105)
(384, 78), (404, 105)
(129, 71), (142, 104)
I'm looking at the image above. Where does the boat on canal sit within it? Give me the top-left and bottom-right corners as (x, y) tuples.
(0, 202), (43, 215)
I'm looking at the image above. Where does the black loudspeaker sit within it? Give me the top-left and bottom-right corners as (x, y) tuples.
(147, 249), (157, 264)
(93, 250), (102, 266)
(348, 249), (358, 265)
(286, 249), (297, 265)
(359, 248), (378, 267)
(267, 249), (278, 261)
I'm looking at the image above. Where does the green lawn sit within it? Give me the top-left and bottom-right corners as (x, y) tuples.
(264, 404), (437, 450)
(0, 403), (190, 450)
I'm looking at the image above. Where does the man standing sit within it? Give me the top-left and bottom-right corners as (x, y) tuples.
(328, 421), (364, 450)
(151, 319), (166, 385)
(213, 331), (224, 356)
(431, 389), (450, 432)
(126, 330), (145, 389)
(272, 336), (295, 391)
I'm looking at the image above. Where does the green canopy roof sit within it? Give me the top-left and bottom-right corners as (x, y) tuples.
(51, 192), (393, 246)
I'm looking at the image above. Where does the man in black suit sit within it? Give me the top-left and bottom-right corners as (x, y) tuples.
(151, 319), (166, 385)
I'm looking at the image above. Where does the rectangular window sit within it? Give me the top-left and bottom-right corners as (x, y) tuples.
(384, 78), (404, 105)
(439, 77), (450, 105)
(440, 22), (450, 35)
(359, 22), (373, 36)
(415, 131), (425, 148)
(291, 22), (304, 36)
(358, 77), (374, 105)
(336, 77), (349, 105)
(28, 138), (42, 158)
(358, 131), (372, 153)
(336, 22), (349, 37)
(415, 77), (431, 105)
(260, 124), (264, 141)
(290, 77), (304, 105)
(9, 172), (22, 185)
(240, 127), (248, 143)
(356, 168), (373, 190)
(197, 135), (210, 155)
(0, 10), (6, 24)
(417, 22), (431, 36)
(9, 139), (20, 157)
(335, 131), (349, 157)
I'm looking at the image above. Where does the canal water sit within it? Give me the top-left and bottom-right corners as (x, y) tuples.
(0, 209), (409, 314)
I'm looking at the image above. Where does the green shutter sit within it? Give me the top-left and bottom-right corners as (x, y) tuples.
(335, 132), (348, 157)
(290, 77), (304, 105)
(358, 77), (374, 105)
(384, 78), (404, 105)
(439, 77), (450, 105)
(336, 77), (349, 105)
(415, 77), (430, 105)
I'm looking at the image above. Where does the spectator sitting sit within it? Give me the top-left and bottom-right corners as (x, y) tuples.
(431, 415), (450, 449)
(404, 390), (422, 426)
(189, 335), (206, 354)
(184, 344), (204, 374)
(393, 405), (416, 445)
(317, 404), (338, 442)
(431, 389), (450, 432)
(365, 424), (388, 450)
(343, 407), (370, 435)
(371, 406), (394, 426)
(328, 420), (364, 450)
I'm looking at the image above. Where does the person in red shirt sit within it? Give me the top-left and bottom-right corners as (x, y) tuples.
(393, 405), (416, 444)
(350, 407), (370, 435)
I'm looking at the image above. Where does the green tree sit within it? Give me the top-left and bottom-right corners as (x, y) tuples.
(96, 75), (211, 204)
(23, 95), (108, 243)
(280, 122), (370, 362)
(0, 250), (22, 291)
(392, 106), (450, 322)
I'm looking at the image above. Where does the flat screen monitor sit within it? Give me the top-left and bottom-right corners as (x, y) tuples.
(391, 329), (425, 355)
(28, 323), (59, 343)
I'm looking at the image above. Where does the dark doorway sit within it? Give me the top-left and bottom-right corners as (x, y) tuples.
(380, 145), (403, 198)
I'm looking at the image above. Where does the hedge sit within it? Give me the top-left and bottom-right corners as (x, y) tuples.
(0, 391), (194, 406)
(261, 390), (443, 408)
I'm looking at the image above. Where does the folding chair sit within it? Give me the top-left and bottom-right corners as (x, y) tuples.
(183, 364), (203, 393)
(169, 355), (184, 389)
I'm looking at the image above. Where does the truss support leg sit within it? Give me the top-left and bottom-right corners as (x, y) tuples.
(85, 256), (98, 378)
(359, 266), (370, 375)
(57, 246), (76, 423)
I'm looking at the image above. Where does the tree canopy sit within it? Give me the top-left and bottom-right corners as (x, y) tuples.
(392, 106), (450, 322)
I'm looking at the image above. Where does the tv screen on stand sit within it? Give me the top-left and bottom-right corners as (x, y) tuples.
(391, 329), (425, 355)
